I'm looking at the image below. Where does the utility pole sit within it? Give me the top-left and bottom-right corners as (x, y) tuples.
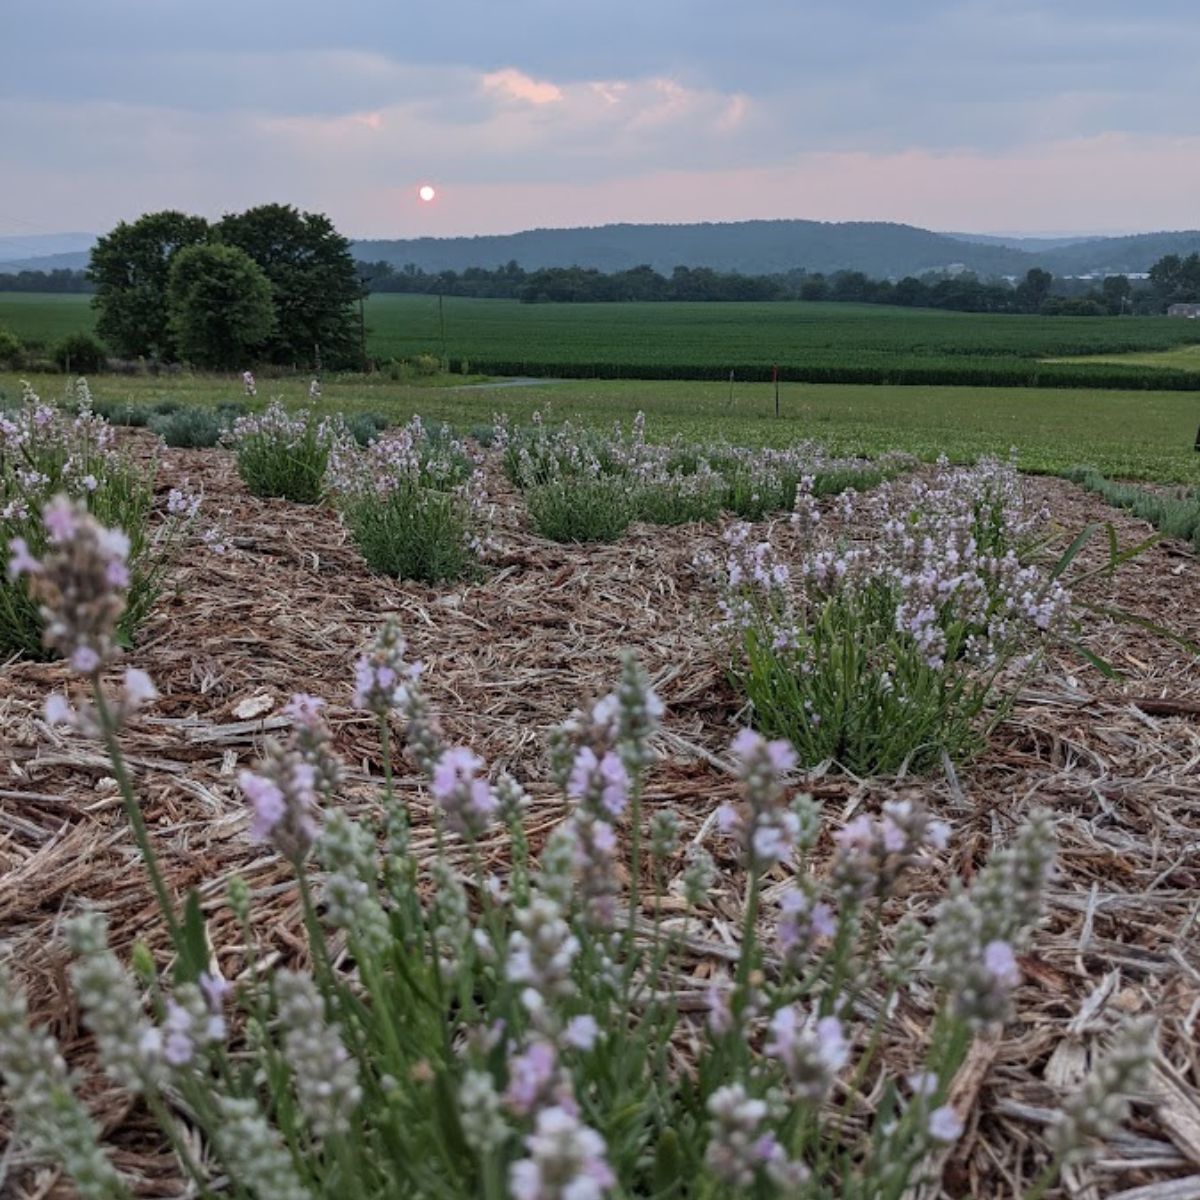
(358, 293), (368, 371)
(773, 362), (780, 418)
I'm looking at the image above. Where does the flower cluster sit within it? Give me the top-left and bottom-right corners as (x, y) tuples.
(328, 417), (491, 580)
(2, 385), (198, 661)
(712, 456), (1073, 775)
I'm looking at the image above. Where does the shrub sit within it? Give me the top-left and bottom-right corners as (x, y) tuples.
(92, 398), (151, 427)
(0, 382), (197, 659)
(149, 407), (227, 448)
(0, 544), (1154, 1198)
(0, 327), (23, 368)
(631, 469), (725, 526)
(215, 399), (250, 421)
(228, 401), (345, 503)
(468, 422), (497, 447)
(152, 398), (183, 416)
(343, 483), (478, 582)
(413, 352), (441, 375)
(709, 459), (1071, 775)
(525, 475), (635, 542)
(345, 411), (391, 447)
(52, 333), (109, 374)
(329, 417), (486, 582)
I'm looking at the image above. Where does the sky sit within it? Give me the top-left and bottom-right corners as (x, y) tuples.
(3, 0), (1200, 241)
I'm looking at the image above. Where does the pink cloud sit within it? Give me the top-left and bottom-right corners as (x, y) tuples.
(481, 68), (562, 105)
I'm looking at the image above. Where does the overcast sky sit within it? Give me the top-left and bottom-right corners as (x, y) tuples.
(3, 0), (1200, 240)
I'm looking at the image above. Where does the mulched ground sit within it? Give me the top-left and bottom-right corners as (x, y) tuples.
(1, 441), (1198, 1199)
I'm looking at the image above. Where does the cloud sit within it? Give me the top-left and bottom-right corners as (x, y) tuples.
(4, 0), (1200, 235)
(482, 69), (563, 106)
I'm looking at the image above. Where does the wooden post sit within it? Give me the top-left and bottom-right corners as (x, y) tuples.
(773, 362), (779, 418)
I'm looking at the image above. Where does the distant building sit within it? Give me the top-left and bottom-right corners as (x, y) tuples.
(1167, 303), (1200, 318)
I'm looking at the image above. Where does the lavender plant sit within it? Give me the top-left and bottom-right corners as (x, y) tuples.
(0, 499), (1154, 1199)
(1, 380), (197, 659)
(708, 457), (1071, 775)
(227, 400), (347, 503)
(329, 415), (488, 582)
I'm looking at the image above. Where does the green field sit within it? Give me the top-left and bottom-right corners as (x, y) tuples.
(0, 293), (99, 344)
(5, 370), (1198, 483)
(5, 293), (1200, 390)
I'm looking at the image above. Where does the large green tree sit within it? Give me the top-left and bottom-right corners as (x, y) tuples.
(217, 204), (361, 368)
(88, 211), (210, 358)
(167, 244), (276, 369)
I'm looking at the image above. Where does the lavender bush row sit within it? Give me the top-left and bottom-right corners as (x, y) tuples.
(1, 379), (197, 659)
(496, 411), (913, 542)
(705, 456), (1070, 775)
(0, 498), (1153, 1199)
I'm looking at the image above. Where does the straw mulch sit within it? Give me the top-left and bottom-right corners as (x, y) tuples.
(1, 443), (1198, 1199)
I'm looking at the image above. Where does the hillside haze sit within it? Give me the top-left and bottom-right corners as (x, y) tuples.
(6, 221), (1200, 278)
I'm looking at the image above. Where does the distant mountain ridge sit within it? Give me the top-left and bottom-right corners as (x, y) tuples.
(351, 221), (1200, 278)
(5, 221), (1200, 279)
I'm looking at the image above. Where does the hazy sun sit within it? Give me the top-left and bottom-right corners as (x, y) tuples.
(418, 184), (436, 202)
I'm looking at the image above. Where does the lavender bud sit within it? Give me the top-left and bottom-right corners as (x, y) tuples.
(1052, 1018), (1156, 1161)
(0, 961), (122, 1198)
(274, 970), (361, 1139)
(682, 846), (716, 909)
(317, 811), (391, 957)
(459, 1069), (509, 1155)
(212, 1096), (311, 1200)
(65, 910), (163, 1091)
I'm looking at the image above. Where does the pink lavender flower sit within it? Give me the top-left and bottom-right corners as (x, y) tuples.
(704, 1084), (773, 1187)
(238, 747), (320, 862)
(504, 1040), (574, 1117)
(829, 801), (945, 905)
(431, 746), (498, 839)
(14, 497), (129, 673)
(509, 1106), (614, 1200)
(567, 747), (629, 818)
(281, 693), (343, 800)
(6, 537), (40, 579)
(564, 1015), (599, 1051)
(777, 887), (836, 965)
(907, 1071), (940, 1098)
(505, 896), (579, 1021)
(557, 811), (617, 928)
(764, 1007), (848, 1100)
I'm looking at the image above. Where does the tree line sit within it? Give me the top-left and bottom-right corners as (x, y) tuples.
(357, 257), (1200, 316)
(0, 269), (93, 293)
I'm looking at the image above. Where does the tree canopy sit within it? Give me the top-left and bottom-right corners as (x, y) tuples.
(88, 211), (210, 358)
(167, 244), (276, 370)
(217, 204), (361, 368)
